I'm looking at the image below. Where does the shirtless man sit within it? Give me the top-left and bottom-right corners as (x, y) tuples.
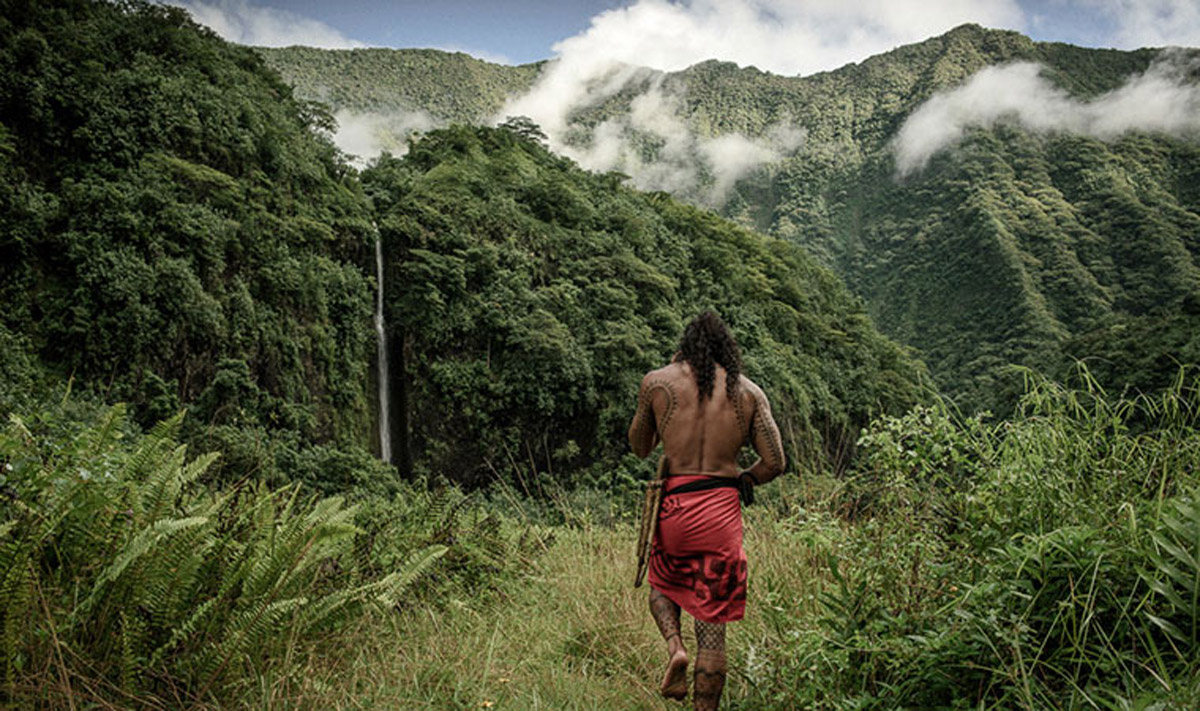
(628, 311), (786, 710)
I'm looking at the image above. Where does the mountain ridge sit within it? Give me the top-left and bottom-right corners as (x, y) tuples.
(264, 26), (1200, 412)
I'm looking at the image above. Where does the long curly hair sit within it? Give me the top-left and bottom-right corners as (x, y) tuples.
(677, 311), (742, 401)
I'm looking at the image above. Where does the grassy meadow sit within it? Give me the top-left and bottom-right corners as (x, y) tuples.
(8, 367), (1198, 710)
(265, 484), (828, 710)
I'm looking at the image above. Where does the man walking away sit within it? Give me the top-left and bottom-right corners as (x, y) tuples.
(628, 311), (786, 710)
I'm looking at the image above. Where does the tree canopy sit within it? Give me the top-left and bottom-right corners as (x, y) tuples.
(0, 0), (380, 486)
(364, 124), (923, 485)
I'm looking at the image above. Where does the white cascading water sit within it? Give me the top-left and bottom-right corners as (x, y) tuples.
(374, 231), (392, 464)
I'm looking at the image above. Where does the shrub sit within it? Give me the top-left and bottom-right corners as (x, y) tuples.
(0, 405), (444, 706)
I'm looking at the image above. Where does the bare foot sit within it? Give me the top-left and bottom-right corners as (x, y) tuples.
(660, 649), (689, 700)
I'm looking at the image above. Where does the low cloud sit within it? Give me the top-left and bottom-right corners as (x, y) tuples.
(501, 0), (1019, 204)
(893, 54), (1200, 176)
(165, 0), (366, 48)
(330, 110), (438, 166)
(556, 79), (805, 205)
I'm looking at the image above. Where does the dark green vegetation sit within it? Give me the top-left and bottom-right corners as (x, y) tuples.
(264, 27), (1200, 414)
(744, 367), (1200, 710)
(2, 1), (1198, 708)
(364, 123), (921, 485)
(260, 46), (541, 124)
(0, 0), (382, 490)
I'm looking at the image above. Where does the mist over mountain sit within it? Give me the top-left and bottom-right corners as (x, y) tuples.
(264, 27), (1200, 411)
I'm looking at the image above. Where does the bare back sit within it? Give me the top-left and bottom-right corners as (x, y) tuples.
(628, 362), (785, 484)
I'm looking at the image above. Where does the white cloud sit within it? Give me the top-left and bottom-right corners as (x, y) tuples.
(893, 54), (1200, 176)
(164, 0), (366, 48)
(549, 0), (1023, 79)
(501, 0), (1021, 203)
(704, 123), (807, 202)
(1082, 0), (1200, 49)
(554, 78), (804, 205)
(330, 110), (438, 166)
(506, 0), (1025, 136)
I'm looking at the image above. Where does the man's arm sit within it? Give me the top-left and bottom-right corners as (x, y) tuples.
(744, 382), (786, 485)
(628, 373), (675, 458)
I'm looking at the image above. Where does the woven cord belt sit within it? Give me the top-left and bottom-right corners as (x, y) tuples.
(663, 473), (755, 506)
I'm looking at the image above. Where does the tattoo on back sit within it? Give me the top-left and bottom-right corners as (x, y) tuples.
(648, 378), (678, 432)
(732, 380), (749, 442)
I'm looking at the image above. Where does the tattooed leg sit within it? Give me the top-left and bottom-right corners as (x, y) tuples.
(650, 589), (688, 700)
(693, 619), (726, 711)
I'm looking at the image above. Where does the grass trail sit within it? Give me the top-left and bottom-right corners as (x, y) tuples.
(297, 485), (830, 710)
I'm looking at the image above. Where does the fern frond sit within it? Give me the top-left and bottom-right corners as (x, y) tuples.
(193, 597), (308, 681)
(376, 544), (448, 608)
(82, 516), (210, 614)
(0, 554), (32, 687)
(148, 597), (217, 670)
(83, 404), (127, 458)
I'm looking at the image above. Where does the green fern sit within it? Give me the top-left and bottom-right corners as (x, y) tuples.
(148, 597), (217, 670)
(375, 544), (449, 608)
(0, 403), (549, 706)
(0, 549), (31, 688)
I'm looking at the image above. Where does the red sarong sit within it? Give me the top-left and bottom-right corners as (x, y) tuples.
(648, 475), (748, 623)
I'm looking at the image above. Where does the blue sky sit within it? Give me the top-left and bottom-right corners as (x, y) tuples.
(169, 0), (1200, 70)
(262, 0), (628, 64)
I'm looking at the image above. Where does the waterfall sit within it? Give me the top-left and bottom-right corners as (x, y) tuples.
(374, 231), (392, 464)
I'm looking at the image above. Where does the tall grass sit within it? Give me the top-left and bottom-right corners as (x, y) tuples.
(741, 366), (1200, 710)
(4, 366), (1198, 709)
(279, 366), (1200, 710)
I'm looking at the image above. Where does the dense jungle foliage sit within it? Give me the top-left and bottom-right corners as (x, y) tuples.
(0, 0), (386, 490)
(364, 122), (922, 485)
(2, 1), (1199, 709)
(264, 27), (1200, 415)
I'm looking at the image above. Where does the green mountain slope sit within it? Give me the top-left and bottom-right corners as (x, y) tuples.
(260, 46), (541, 123)
(264, 27), (1200, 412)
(1, 0), (922, 488)
(0, 0), (382, 486)
(714, 26), (1200, 409)
(364, 124), (923, 483)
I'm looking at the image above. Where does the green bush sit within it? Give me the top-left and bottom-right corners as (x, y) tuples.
(0, 403), (553, 707)
(752, 367), (1200, 711)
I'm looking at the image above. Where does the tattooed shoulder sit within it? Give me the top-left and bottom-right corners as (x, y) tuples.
(641, 376), (678, 430)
